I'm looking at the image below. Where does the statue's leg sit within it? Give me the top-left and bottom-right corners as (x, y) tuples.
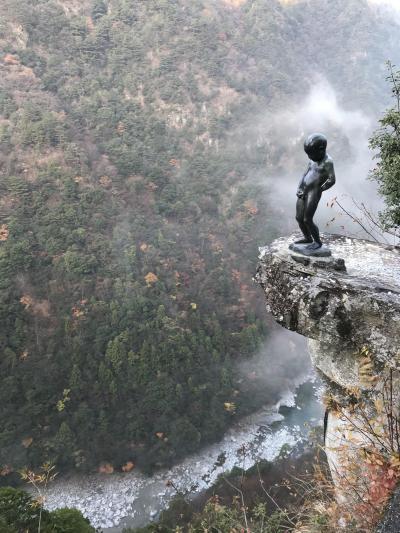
(295, 197), (312, 243)
(304, 190), (322, 249)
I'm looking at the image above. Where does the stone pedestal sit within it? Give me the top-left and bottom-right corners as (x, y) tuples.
(255, 234), (400, 525)
(289, 241), (332, 257)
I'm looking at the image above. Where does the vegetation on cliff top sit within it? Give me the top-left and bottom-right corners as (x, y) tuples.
(370, 62), (400, 229)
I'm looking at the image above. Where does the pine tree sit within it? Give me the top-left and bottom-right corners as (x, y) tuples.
(370, 62), (400, 229)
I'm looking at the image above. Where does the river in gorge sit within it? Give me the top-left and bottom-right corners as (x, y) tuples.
(41, 371), (323, 531)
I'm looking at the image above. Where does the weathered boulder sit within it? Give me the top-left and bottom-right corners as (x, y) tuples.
(256, 234), (400, 376)
(255, 234), (400, 528)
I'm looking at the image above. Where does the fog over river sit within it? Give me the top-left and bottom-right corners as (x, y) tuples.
(39, 335), (322, 532)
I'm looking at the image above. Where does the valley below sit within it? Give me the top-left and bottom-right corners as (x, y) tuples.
(41, 369), (322, 531)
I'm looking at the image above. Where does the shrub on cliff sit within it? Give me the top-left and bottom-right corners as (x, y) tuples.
(370, 62), (400, 229)
(49, 508), (95, 533)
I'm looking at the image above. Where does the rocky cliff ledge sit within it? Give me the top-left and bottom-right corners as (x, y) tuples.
(255, 234), (400, 528)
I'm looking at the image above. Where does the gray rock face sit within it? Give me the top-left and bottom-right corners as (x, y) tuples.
(255, 234), (400, 528)
(376, 485), (400, 533)
(255, 234), (400, 373)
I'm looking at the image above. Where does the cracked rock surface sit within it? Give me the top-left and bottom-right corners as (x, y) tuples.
(255, 234), (400, 374)
(255, 234), (400, 530)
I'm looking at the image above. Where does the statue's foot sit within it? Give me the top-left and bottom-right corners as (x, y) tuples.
(306, 242), (322, 250)
(294, 238), (313, 244)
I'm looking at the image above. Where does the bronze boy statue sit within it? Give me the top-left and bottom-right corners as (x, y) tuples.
(294, 133), (336, 251)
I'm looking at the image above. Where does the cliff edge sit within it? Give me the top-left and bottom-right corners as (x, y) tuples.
(255, 234), (400, 529)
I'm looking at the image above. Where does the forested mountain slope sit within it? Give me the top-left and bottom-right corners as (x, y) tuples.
(0, 0), (398, 474)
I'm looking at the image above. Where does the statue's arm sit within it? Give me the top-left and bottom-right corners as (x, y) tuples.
(297, 163), (311, 197)
(301, 162), (311, 181)
(320, 161), (336, 192)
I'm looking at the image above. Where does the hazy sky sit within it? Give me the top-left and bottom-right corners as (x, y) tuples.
(369, 0), (400, 11)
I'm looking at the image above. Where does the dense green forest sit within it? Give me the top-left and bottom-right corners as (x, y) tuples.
(0, 0), (400, 476)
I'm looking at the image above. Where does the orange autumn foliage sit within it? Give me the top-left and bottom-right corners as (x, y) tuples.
(231, 269), (241, 283)
(3, 54), (19, 65)
(22, 437), (33, 448)
(243, 200), (259, 216)
(0, 224), (9, 241)
(72, 306), (85, 318)
(145, 272), (158, 286)
(0, 465), (13, 476)
(122, 461), (135, 472)
(98, 463), (114, 474)
(99, 175), (112, 188)
(20, 295), (34, 309)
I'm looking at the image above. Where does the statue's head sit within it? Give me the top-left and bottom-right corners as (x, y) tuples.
(304, 133), (327, 162)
